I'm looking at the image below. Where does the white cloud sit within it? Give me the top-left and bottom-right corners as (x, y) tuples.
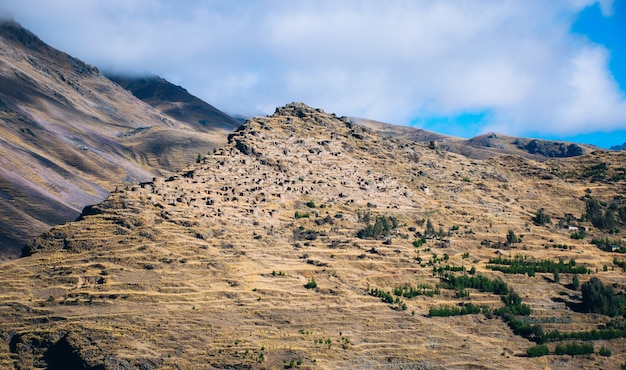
(1, 0), (624, 138)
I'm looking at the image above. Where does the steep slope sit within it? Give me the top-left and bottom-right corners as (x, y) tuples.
(0, 20), (233, 258)
(105, 74), (241, 132)
(356, 118), (596, 160)
(1, 103), (624, 369)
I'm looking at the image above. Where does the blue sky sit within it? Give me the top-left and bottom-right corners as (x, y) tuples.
(1, 1), (625, 148)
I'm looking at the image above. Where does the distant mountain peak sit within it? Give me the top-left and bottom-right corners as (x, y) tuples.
(106, 73), (241, 131)
(0, 19), (100, 77)
(0, 19), (46, 50)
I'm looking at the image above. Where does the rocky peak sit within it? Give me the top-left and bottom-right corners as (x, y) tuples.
(272, 101), (326, 118)
(0, 19), (100, 77)
(515, 138), (585, 157)
(225, 103), (385, 172)
(0, 18), (46, 51)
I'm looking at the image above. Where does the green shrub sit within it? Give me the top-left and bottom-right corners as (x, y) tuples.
(295, 211), (310, 219)
(554, 342), (594, 356)
(598, 346), (612, 357)
(304, 279), (317, 289)
(413, 237), (426, 248)
(428, 303), (484, 317)
(527, 344), (549, 357)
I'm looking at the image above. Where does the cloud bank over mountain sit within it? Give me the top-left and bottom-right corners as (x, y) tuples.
(1, 0), (624, 143)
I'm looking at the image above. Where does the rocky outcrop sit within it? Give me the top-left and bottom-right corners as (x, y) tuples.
(516, 138), (585, 157)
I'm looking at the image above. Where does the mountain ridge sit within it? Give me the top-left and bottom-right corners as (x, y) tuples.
(0, 19), (236, 258)
(105, 73), (241, 132)
(355, 118), (596, 160)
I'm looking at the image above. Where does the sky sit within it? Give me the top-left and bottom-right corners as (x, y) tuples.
(1, 0), (625, 148)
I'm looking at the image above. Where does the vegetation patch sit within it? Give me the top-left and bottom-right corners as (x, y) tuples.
(357, 215), (398, 239)
(486, 255), (588, 276)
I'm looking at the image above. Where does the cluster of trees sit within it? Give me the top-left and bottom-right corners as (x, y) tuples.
(496, 288), (532, 316)
(592, 237), (626, 253)
(440, 273), (509, 296)
(428, 302), (485, 317)
(528, 343), (612, 357)
(368, 287), (407, 311)
(499, 313), (542, 342)
(526, 344), (550, 357)
(581, 162), (626, 182)
(432, 264), (466, 276)
(357, 215), (398, 239)
(570, 229), (587, 240)
(584, 196), (626, 231)
(533, 208), (551, 226)
(581, 277), (626, 317)
(393, 284), (439, 298)
(435, 273), (533, 318)
(582, 163), (608, 181)
(487, 255), (588, 275)
(544, 327), (626, 342)
(426, 270), (564, 344)
(554, 342), (594, 356)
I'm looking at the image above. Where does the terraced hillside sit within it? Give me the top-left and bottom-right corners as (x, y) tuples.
(0, 103), (625, 369)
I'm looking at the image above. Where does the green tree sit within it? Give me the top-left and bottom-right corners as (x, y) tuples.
(581, 277), (618, 316)
(572, 274), (580, 290)
(425, 219), (436, 237)
(533, 208), (551, 226)
(599, 346), (612, 357)
(506, 230), (520, 245)
(553, 269), (560, 284)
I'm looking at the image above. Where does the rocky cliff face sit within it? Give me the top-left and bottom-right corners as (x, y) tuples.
(1, 102), (624, 369)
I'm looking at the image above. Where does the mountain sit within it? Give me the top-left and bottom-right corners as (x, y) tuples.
(105, 74), (241, 132)
(610, 142), (626, 151)
(0, 20), (235, 258)
(356, 118), (596, 160)
(1, 103), (624, 369)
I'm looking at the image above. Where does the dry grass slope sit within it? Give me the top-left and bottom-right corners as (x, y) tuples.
(0, 103), (625, 369)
